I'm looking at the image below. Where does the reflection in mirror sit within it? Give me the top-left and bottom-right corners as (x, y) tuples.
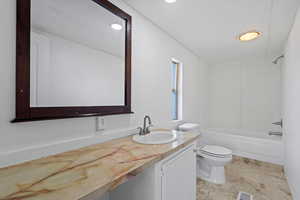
(30, 0), (126, 107)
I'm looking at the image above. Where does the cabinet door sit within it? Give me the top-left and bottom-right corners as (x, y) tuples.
(161, 146), (196, 200)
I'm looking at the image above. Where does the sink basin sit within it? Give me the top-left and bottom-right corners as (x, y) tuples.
(132, 131), (177, 145)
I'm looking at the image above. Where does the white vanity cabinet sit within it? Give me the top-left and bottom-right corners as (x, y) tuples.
(161, 143), (197, 200)
(110, 142), (197, 200)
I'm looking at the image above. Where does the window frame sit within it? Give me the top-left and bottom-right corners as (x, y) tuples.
(171, 59), (183, 121)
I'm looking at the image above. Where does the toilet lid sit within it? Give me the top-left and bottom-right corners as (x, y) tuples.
(201, 145), (232, 156)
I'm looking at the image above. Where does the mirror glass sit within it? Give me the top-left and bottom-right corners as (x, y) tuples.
(30, 0), (126, 107)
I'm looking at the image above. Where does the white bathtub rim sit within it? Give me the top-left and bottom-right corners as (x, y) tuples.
(202, 128), (282, 142)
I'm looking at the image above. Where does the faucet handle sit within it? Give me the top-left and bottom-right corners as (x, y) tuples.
(272, 120), (283, 128)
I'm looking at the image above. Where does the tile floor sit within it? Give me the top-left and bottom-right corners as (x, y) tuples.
(197, 156), (293, 200)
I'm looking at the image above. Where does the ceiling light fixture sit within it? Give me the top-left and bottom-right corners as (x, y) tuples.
(165, 0), (176, 3)
(238, 31), (261, 41)
(111, 23), (122, 31)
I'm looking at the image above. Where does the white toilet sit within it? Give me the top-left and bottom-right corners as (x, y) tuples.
(177, 123), (232, 185)
(197, 145), (232, 184)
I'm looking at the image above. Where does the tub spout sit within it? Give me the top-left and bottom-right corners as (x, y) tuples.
(268, 131), (283, 136)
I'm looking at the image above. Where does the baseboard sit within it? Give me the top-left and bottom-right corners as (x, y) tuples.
(284, 168), (298, 200)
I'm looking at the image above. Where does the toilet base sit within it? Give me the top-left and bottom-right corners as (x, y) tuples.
(197, 166), (226, 184)
(196, 146), (232, 185)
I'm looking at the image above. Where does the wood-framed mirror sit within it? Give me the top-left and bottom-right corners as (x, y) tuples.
(13, 0), (132, 122)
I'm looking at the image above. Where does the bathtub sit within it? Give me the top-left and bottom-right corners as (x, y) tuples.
(199, 128), (284, 165)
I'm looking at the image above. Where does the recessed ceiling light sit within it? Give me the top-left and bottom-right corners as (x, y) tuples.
(111, 23), (122, 31)
(165, 0), (176, 3)
(238, 31), (261, 41)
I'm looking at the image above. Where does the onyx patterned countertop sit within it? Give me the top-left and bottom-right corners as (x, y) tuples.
(0, 131), (199, 200)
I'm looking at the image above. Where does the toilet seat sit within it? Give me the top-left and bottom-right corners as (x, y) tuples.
(198, 145), (232, 158)
(200, 151), (231, 158)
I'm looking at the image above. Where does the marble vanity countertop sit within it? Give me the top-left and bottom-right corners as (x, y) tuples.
(0, 131), (200, 200)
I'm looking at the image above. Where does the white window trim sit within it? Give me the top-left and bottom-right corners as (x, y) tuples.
(171, 58), (183, 122)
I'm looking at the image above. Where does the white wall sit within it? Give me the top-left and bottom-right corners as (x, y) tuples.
(0, 0), (208, 166)
(282, 7), (300, 200)
(208, 58), (281, 133)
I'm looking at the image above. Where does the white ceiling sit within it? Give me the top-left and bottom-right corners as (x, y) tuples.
(123, 0), (300, 63)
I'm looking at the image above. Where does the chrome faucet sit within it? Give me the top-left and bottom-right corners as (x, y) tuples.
(138, 115), (153, 135)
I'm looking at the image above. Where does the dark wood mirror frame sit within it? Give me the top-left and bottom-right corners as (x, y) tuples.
(12, 0), (132, 123)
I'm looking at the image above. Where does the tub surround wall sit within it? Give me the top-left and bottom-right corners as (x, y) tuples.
(0, 132), (200, 200)
(207, 60), (283, 165)
(208, 58), (281, 133)
(0, 0), (208, 166)
(282, 7), (300, 200)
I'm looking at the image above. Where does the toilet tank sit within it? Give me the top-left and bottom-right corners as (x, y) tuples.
(177, 123), (202, 147)
(177, 123), (200, 132)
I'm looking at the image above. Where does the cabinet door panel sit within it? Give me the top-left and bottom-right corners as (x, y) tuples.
(162, 146), (196, 200)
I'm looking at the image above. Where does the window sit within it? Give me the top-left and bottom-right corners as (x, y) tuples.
(171, 60), (182, 121)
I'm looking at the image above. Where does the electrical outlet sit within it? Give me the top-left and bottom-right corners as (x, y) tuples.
(96, 117), (106, 132)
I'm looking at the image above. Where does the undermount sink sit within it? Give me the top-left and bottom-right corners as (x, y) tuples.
(132, 131), (177, 145)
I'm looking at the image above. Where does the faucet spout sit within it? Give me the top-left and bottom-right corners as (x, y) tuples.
(268, 131), (283, 136)
(142, 115), (153, 135)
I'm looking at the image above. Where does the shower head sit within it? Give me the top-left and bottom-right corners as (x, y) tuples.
(272, 55), (284, 64)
